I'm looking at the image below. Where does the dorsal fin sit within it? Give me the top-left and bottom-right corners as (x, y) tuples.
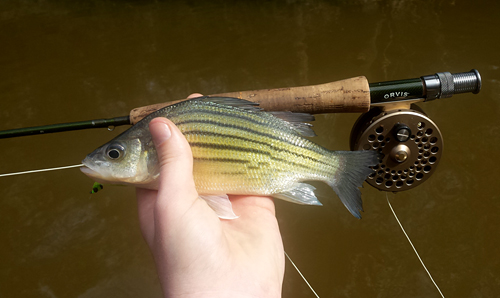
(194, 96), (316, 137)
(197, 96), (261, 112)
(270, 111), (317, 137)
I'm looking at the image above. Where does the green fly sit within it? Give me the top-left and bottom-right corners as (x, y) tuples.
(90, 182), (104, 194)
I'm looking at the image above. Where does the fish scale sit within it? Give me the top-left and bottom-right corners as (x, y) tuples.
(82, 97), (378, 218)
(175, 113), (334, 194)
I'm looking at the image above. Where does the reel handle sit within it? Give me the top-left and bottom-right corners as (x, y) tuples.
(129, 76), (370, 124)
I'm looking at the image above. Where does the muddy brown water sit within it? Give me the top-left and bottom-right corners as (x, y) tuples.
(1, 1), (499, 297)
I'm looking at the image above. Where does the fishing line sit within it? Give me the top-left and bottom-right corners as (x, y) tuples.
(284, 251), (320, 298)
(0, 164), (84, 177)
(386, 193), (445, 298)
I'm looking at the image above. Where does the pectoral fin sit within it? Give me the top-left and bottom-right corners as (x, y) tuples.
(199, 194), (239, 220)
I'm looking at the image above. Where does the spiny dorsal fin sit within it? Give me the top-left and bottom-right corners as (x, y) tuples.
(197, 96), (262, 112)
(270, 111), (317, 137)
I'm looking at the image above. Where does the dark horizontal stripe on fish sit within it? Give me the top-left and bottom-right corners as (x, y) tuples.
(191, 142), (269, 155)
(184, 130), (329, 167)
(219, 171), (247, 176)
(190, 142), (331, 176)
(176, 119), (326, 157)
(169, 107), (270, 129)
(194, 157), (271, 170)
(193, 157), (250, 164)
(247, 165), (263, 170)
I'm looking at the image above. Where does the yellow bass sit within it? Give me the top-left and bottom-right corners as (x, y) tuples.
(81, 97), (378, 218)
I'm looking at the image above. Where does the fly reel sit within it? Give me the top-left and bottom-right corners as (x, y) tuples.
(350, 106), (443, 191)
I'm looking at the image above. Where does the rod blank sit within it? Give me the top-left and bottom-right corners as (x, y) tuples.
(0, 116), (130, 139)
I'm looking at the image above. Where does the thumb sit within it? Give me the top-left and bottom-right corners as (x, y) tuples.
(149, 117), (199, 216)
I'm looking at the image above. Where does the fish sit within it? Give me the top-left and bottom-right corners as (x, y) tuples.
(81, 97), (378, 219)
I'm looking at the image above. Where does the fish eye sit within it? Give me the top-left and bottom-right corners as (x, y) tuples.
(106, 144), (125, 160)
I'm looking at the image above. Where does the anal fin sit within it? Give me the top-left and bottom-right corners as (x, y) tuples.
(273, 183), (322, 206)
(199, 194), (239, 220)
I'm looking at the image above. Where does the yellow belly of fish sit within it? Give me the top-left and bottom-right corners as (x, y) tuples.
(189, 138), (335, 196)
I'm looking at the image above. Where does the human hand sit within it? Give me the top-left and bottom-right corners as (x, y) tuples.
(136, 94), (285, 298)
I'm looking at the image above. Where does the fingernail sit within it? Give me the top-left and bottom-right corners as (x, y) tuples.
(152, 122), (171, 146)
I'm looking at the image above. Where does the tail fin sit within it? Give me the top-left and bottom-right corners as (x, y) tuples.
(327, 150), (379, 219)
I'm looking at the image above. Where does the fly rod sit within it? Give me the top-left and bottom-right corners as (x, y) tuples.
(0, 69), (481, 139)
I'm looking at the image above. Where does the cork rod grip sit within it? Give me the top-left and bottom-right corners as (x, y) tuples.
(129, 76), (370, 124)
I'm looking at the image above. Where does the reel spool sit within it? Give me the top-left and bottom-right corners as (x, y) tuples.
(350, 106), (443, 191)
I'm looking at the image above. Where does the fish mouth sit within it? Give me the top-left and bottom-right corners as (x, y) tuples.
(80, 166), (112, 185)
(80, 166), (99, 178)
